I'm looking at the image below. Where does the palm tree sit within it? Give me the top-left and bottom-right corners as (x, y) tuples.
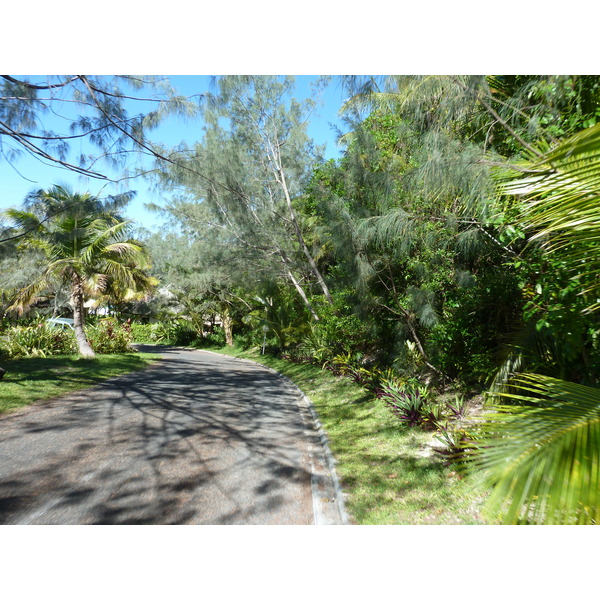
(471, 123), (600, 524)
(5, 185), (156, 357)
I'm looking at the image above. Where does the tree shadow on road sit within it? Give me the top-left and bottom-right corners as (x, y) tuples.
(0, 349), (319, 525)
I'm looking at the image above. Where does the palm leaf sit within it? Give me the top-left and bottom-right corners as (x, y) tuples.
(501, 123), (600, 312)
(80, 219), (131, 264)
(5, 185), (153, 330)
(6, 270), (56, 314)
(472, 373), (600, 524)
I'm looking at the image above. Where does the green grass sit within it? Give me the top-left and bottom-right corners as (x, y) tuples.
(0, 353), (160, 415)
(213, 345), (489, 524)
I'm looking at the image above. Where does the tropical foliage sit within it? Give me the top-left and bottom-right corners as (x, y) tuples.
(473, 374), (600, 524)
(3, 185), (156, 357)
(0, 319), (77, 358)
(469, 122), (600, 524)
(4, 75), (600, 524)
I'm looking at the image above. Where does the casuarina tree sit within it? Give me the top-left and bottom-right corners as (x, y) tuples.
(154, 76), (331, 320)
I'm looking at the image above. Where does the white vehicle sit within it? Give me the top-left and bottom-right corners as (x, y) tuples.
(46, 317), (75, 330)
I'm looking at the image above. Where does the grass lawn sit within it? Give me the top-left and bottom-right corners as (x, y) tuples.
(214, 345), (490, 525)
(0, 353), (160, 415)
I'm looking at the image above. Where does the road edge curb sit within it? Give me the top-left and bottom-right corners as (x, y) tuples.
(197, 349), (350, 525)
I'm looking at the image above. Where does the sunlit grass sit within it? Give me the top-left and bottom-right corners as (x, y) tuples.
(0, 353), (159, 414)
(214, 345), (488, 524)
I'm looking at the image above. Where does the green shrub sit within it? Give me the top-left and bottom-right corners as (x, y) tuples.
(233, 328), (281, 353)
(130, 322), (165, 343)
(0, 321), (77, 359)
(129, 320), (201, 346)
(304, 291), (377, 362)
(191, 328), (226, 348)
(427, 272), (522, 384)
(86, 318), (133, 354)
(164, 320), (198, 345)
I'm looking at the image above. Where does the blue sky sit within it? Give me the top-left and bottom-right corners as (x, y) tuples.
(0, 75), (350, 231)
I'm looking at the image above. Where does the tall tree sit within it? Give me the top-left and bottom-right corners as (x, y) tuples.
(308, 97), (517, 378)
(5, 185), (155, 357)
(155, 76), (331, 320)
(144, 224), (262, 346)
(327, 75), (600, 380)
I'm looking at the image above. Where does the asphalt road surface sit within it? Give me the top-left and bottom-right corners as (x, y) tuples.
(0, 346), (346, 525)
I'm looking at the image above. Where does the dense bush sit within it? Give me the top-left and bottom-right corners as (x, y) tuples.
(234, 329), (281, 353)
(130, 319), (228, 348)
(427, 271), (523, 384)
(162, 320), (199, 345)
(191, 328), (226, 348)
(289, 290), (381, 365)
(130, 322), (166, 343)
(129, 320), (201, 346)
(0, 320), (77, 358)
(87, 318), (133, 354)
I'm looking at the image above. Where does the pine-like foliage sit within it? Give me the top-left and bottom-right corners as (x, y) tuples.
(0, 75), (196, 181)
(154, 76), (330, 319)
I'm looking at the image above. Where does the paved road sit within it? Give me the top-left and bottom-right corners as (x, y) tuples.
(0, 347), (345, 525)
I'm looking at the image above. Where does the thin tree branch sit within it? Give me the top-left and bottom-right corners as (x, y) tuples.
(452, 77), (543, 158)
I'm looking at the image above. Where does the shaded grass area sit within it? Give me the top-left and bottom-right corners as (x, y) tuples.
(214, 346), (489, 525)
(0, 353), (159, 415)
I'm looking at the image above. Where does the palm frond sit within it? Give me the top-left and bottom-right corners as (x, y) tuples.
(6, 270), (56, 314)
(80, 219), (133, 263)
(501, 123), (600, 312)
(4, 185), (152, 325)
(472, 373), (600, 524)
(3, 208), (45, 238)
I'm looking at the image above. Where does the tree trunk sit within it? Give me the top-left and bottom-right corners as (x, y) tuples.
(222, 307), (234, 347)
(277, 167), (333, 305)
(71, 273), (95, 358)
(279, 254), (320, 321)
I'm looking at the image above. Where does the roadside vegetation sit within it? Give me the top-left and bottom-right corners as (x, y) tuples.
(0, 317), (159, 415)
(3, 75), (600, 524)
(214, 345), (488, 524)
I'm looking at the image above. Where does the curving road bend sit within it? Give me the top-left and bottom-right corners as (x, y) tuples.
(0, 347), (346, 525)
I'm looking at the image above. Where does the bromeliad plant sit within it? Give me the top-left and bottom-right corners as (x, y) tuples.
(433, 423), (476, 464)
(445, 394), (468, 419)
(377, 378), (475, 433)
(323, 352), (380, 386)
(378, 379), (439, 429)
